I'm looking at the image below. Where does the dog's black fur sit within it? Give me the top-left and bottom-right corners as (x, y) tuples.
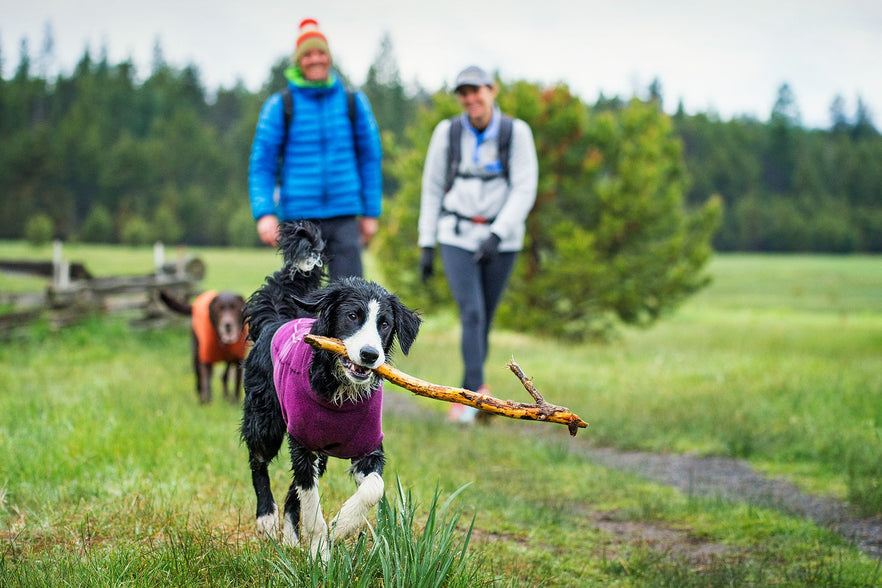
(242, 221), (327, 344)
(240, 220), (421, 558)
(159, 288), (247, 403)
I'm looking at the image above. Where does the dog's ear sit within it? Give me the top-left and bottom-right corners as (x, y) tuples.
(391, 296), (421, 355)
(235, 295), (246, 317)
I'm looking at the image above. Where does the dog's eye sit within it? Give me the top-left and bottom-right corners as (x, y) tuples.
(378, 319), (390, 332)
(347, 312), (359, 322)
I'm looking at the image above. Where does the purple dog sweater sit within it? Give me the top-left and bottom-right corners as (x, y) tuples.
(271, 318), (384, 460)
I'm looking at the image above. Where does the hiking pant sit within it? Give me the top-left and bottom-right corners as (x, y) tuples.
(440, 244), (517, 391)
(309, 216), (363, 281)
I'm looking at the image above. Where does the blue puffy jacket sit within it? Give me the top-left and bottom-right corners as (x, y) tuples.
(248, 74), (383, 221)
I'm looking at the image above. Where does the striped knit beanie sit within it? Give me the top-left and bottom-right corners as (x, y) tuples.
(293, 18), (331, 64)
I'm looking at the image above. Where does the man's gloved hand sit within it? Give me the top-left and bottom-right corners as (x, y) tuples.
(473, 233), (501, 264)
(419, 247), (435, 283)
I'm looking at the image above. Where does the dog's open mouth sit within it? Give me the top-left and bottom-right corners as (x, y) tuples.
(339, 357), (373, 382)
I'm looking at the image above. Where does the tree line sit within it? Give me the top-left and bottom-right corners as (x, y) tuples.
(674, 85), (882, 252)
(0, 34), (880, 253)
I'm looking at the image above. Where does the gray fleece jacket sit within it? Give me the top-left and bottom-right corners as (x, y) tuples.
(418, 108), (538, 252)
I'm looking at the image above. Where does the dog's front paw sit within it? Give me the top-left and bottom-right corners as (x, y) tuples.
(303, 520), (329, 559)
(308, 535), (331, 562)
(330, 472), (383, 541)
(282, 516), (300, 547)
(256, 503), (279, 539)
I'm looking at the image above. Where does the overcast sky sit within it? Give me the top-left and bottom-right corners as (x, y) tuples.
(2, 0), (880, 128)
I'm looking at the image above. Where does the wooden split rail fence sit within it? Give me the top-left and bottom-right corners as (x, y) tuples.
(0, 241), (204, 332)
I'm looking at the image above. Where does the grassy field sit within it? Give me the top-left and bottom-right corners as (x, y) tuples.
(1, 242), (881, 586)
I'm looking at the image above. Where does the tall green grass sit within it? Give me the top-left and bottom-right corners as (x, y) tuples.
(269, 481), (480, 587)
(2, 244), (881, 585)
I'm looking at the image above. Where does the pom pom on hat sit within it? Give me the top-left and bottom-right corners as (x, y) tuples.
(293, 18), (331, 63)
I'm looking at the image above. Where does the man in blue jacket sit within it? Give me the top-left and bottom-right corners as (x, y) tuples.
(248, 18), (383, 280)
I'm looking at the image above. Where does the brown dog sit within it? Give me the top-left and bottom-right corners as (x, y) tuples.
(160, 289), (249, 403)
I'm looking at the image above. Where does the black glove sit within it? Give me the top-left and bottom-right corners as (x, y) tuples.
(473, 233), (501, 264)
(419, 247), (435, 283)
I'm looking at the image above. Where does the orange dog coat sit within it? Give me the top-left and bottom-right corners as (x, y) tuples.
(191, 290), (248, 364)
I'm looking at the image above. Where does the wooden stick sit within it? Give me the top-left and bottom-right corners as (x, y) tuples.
(304, 334), (589, 436)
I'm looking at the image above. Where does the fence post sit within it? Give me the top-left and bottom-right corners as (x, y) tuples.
(154, 242), (165, 281)
(174, 246), (184, 279)
(52, 240), (70, 290)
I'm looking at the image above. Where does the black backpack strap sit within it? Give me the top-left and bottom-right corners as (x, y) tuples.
(279, 88), (294, 165)
(444, 117), (463, 193)
(347, 90), (361, 169)
(497, 114), (513, 184)
(282, 89), (294, 129)
(347, 90), (356, 130)
(444, 114), (513, 192)
(279, 88), (357, 171)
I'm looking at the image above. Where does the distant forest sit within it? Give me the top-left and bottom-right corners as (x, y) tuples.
(1, 33), (880, 252)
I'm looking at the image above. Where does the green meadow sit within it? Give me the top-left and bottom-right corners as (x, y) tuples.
(1, 242), (880, 586)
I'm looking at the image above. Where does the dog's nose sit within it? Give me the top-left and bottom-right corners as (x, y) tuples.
(360, 346), (380, 365)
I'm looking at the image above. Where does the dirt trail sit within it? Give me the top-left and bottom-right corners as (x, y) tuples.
(583, 446), (882, 559)
(384, 391), (882, 559)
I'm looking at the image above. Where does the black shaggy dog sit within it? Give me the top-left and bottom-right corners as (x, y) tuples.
(240, 221), (421, 559)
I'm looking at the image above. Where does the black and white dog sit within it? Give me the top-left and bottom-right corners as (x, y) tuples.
(240, 221), (421, 559)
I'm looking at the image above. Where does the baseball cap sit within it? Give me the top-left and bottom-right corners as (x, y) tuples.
(453, 66), (493, 92)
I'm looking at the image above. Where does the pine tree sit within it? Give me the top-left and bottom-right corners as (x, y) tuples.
(375, 82), (720, 340)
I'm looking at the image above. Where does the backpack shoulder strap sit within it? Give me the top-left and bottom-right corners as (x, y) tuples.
(282, 88), (294, 128)
(283, 88), (354, 138)
(279, 88), (294, 162)
(444, 115), (513, 191)
(444, 117), (463, 193)
(347, 90), (356, 130)
(278, 88), (357, 170)
(497, 114), (514, 183)
(347, 90), (361, 168)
